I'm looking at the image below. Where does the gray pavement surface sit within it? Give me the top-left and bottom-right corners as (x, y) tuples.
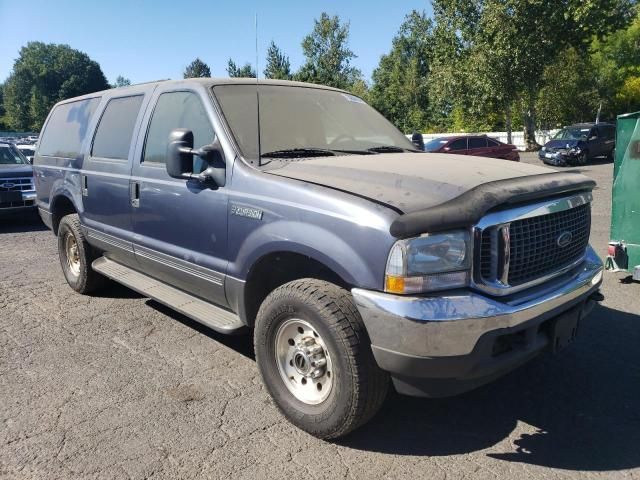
(1, 153), (639, 479)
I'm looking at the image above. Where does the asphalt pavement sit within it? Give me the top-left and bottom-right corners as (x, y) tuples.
(1, 153), (639, 479)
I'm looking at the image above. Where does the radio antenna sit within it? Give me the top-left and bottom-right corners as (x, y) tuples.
(255, 12), (262, 166)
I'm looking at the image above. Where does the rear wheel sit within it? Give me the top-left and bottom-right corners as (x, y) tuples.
(254, 279), (389, 439)
(57, 214), (107, 294)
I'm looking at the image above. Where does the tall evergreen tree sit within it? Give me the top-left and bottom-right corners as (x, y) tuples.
(368, 11), (434, 133)
(227, 59), (256, 78)
(296, 13), (362, 90)
(264, 41), (292, 80)
(112, 75), (132, 88)
(183, 58), (211, 78)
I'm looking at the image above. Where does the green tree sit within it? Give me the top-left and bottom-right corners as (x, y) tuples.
(112, 75), (131, 88)
(0, 84), (6, 130)
(536, 48), (600, 128)
(264, 41), (292, 80)
(591, 8), (640, 116)
(432, 0), (635, 149)
(296, 13), (362, 90)
(3, 42), (109, 131)
(369, 11), (434, 133)
(183, 58), (211, 78)
(227, 59), (256, 78)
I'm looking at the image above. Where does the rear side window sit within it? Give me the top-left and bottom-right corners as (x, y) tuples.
(143, 91), (214, 168)
(38, 98), (100, 158)
(448, 139), (467, 151)
(600, 126), (615, 140)
(92, 95), (144, 160)
(468, 137), (487, 149)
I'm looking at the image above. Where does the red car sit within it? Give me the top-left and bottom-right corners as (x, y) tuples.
(424, 135), (520, 161)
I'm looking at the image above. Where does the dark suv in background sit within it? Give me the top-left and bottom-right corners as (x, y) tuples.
(0, 142), (36, 217)
(540, 122), (615, 166)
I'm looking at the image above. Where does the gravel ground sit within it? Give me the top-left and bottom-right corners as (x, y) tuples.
(1, 153), (639, 479)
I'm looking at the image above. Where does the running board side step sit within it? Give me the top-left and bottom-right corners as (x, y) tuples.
(92, 256), (244, 334)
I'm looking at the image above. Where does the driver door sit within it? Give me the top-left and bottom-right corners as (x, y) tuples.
(130, 86), (229, 306)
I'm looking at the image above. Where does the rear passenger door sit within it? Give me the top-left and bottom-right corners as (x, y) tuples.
(82, 88), (152, 267)
(130, 86), (229, 307)
(467, 136), (490, 157)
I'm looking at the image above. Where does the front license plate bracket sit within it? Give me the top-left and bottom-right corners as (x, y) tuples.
(549, 306), (581, 353)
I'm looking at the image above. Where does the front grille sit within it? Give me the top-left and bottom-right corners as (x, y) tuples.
(478, 202), (591, 289)
(0, 200), (34, 209)
(508, 204), (590, 285)
(0, 177), (34, 192)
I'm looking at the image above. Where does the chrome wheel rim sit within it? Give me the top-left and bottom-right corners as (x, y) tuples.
(274, 318), (333, 405)
(64, 233), (81, 277)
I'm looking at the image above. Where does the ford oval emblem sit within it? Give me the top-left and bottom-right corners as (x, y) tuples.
(0, 182), (15, 189)
(557, 231), (573, 248)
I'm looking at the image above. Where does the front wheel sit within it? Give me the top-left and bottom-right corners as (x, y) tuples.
(254, 279), (389, 439)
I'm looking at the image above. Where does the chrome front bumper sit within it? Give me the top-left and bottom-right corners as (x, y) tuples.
(352, 245), (603, 358)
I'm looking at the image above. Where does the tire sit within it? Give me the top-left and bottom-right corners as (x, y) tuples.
(57, 214), (107, 294)
(254, 279), (389, 439)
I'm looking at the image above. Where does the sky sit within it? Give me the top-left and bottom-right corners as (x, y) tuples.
(0, 0), (432, 85)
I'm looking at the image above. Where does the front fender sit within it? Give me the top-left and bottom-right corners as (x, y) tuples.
(229, 219), (391, 290)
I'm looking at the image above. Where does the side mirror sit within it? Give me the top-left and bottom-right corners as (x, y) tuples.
(166, 129), (226, 186)
(167, 129), (195, 178)
(589, 135), (598, 141)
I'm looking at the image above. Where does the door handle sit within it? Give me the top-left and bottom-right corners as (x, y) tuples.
(130, 181), (140, 208)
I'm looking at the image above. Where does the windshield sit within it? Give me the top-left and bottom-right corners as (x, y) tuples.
(213, 84), (415, 162)
(424, 138), (449, 152)
(553, 127), (591, 141)
(0, 145), (28, 165)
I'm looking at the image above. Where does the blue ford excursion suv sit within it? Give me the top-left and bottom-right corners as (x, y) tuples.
(34, 79), (604, 439)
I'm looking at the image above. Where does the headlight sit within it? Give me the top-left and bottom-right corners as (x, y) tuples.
(541, 146), (546, 152)
(385, 231), (470, 294)
(569, 147), (581, 155)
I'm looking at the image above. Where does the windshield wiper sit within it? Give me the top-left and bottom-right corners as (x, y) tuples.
(261, 148), (338, 158)
(366, 145), (420, 153)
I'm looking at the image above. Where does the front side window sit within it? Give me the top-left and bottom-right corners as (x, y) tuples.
(92, 95), (144, 160)
(448, 139), (467, 151)
(38, 98), (100, 158)
(143, 91), (214, 172)
(424, 138), (449, 152)
(487, 138), (500, 147)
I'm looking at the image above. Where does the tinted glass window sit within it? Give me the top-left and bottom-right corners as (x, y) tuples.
(0, 145), (27, 165)
(38, 98), (100, 158)
(468, 137), (487, 149)
(448, 139), (467, 150)
(143, 91), (214, 172)
(92, 95), (144, 160)
(600, 126), (615, 139)
(424, 138), (449, 152)
(487, 138), (500, 147)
